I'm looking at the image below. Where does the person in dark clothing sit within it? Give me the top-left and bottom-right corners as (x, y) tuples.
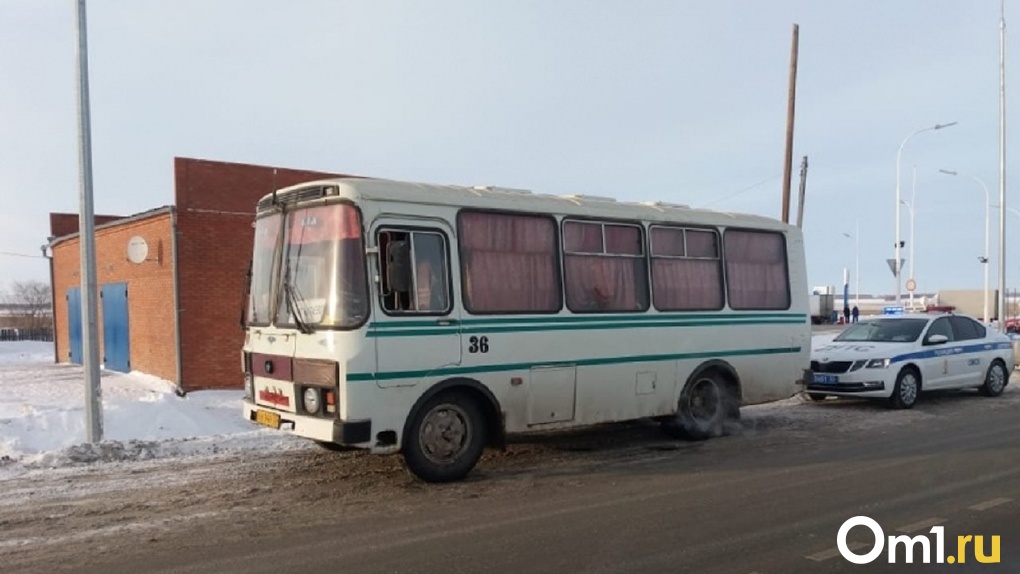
(843, 306), (851, 324)
(851, 305), (860, 323)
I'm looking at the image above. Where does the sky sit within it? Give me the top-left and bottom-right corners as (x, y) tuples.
(0, 1), (1014, 297)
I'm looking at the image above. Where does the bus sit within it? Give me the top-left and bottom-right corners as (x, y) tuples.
(241, 177), (811, 482)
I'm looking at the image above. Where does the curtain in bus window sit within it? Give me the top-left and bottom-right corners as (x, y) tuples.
(563, 224), (648, 312)
(564, 256), (648, 311)
(459, 212), (560, 313)
(724, 230), (790, 310)
(563, 221), (603, 253)
(652, 259), (723, 310)
(650, 227), (722, 310)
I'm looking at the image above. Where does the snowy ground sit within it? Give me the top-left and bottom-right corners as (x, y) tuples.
(0, 341), (310, 475)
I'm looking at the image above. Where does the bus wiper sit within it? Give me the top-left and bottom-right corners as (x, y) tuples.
(283, 265), (315, 335)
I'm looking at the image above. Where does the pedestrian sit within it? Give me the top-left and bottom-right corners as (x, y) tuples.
(843, 305), (851, 325)
(851, 305), (859, 323)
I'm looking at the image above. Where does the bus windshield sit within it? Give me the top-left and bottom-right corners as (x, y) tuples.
(275, 203), (368, 330)
(246, 214), (281, 326)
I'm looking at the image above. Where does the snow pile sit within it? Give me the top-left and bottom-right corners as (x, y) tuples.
(0, 342), (310, 473)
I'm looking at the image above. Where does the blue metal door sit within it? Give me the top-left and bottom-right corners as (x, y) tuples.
(67, 287), (82, 364)
(101, 283), (131, 373)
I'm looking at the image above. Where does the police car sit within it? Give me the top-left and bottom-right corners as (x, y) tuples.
(808, 313), (1015, 408)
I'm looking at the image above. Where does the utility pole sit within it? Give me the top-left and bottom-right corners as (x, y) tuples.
(780, 23), (799, 223)
(795, 156), (809, 228)
(76, 0), (103, 442)
(998, 0), (1007, 330)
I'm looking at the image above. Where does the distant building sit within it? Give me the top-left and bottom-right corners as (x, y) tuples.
(48, 157), (352, 392)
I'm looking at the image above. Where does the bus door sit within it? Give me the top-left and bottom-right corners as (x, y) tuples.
(371, 220), (462, 388)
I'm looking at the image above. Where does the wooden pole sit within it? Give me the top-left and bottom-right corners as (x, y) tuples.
(781, 24), (800, 223)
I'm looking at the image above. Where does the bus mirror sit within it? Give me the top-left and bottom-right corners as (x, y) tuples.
(387, 240), (411, 292)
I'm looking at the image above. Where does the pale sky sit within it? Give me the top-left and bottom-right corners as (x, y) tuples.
(1, 1), (1013, 298)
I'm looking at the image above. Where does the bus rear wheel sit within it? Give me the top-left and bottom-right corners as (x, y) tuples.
(663, 371), (736, 440)
(403, 391), (487, 483)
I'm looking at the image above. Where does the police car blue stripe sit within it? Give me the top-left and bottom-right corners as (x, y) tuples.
(891, 341), (1013, 364)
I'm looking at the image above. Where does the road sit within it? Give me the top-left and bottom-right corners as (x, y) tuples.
(3, 383), (1019, 573)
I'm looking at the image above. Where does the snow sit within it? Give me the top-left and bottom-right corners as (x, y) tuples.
(0, 341), (309, 474)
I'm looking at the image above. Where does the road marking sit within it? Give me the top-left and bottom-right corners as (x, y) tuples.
(968, 497), (1013, 511)
(806, 542), (867, 562)
(896, 517), (946, 533)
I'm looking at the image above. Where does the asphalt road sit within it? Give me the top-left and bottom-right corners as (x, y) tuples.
(6, 385), (1020, 574)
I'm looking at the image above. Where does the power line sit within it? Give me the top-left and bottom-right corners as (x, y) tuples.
(699, 173), (783, 208)
(0, 251), (45, 259)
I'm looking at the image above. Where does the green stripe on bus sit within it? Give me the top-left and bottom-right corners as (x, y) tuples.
(369, 312), (807, 329)
(367, 318), (806, 338)
(345, 346), (802, 382)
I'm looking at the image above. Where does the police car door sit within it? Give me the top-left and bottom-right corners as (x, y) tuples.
(921, 317), (966, 389)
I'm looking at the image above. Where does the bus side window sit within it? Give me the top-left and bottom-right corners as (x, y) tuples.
(378, 229), (451, 315)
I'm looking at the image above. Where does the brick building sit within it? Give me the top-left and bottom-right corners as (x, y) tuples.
(49, 157), (347, 392)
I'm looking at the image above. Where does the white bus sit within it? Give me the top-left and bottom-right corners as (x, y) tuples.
(242, 177), (811, 482)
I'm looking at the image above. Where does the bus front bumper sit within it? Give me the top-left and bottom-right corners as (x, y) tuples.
(243, 401), (372, 445)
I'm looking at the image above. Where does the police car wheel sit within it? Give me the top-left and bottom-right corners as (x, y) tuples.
(979, 360), (1008, 397)
(889, 368), (919, 409)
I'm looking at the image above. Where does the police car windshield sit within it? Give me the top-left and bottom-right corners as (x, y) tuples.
(834, 318), (929, 343)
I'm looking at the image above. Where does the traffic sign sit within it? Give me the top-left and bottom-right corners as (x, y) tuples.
(906, 278), (916, 291)
(886, 258), (905, 276)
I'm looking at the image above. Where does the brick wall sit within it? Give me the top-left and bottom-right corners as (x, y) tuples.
(49, 213), (125, 240)
(173, 157), (351, 391)
(51, 211), (177, 383)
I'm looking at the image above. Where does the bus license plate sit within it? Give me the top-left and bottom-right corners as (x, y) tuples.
(812, 373), (838, 385)
(255, 410), (281, 429)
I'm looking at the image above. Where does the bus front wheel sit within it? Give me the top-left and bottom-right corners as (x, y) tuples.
(663, 371), (735, 440)
(403, 391), (487, 483)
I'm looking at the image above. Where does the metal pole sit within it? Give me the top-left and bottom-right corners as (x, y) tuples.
(75, 0), (103, 443)
(999, 0), (1007, 331)
(985, 186), (991, 322)
(909, 164), (916, 309)
(781, 24), (799, 223)
(940, 169), (992, 323)
(855, 219), (860, 309)
(795, 156), (808, 228)
(895, 123), (957, 305)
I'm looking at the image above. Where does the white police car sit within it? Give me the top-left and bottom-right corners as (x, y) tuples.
(808, 313), (1015, 408)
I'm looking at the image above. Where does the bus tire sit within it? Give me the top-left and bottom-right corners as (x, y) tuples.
(664, 371), (734, 440)
(403, 391), (487, 483)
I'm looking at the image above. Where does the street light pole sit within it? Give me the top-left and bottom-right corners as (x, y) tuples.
(75, 0), (103, 443)
(895, 122), (957, 305)
(842, 222), (860, 308)
(940, 169), (991, 323)
(900, 198), (915, 309)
